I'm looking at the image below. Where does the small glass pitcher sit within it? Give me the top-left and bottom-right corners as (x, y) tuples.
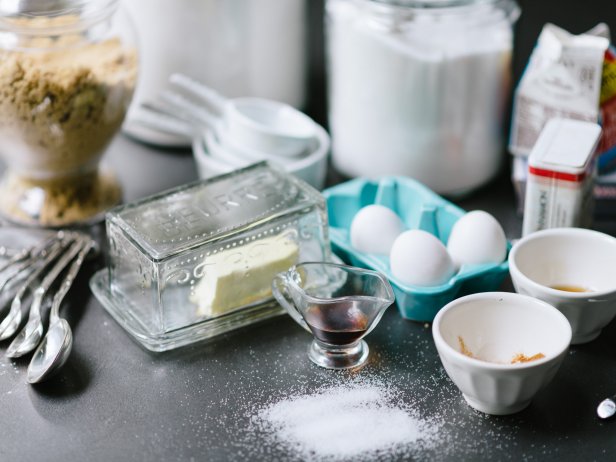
(272, 262), (395, 369)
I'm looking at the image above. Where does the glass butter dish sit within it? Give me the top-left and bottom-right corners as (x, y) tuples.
(90, 162), (331, 351)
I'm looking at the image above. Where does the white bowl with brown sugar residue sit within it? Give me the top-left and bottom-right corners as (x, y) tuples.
(432, 292), (571, 415)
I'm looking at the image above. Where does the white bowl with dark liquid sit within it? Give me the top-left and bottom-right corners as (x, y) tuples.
(509, 228), (616, 344)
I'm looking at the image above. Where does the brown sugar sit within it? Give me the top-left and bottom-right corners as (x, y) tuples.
(458, 336), (545, 364)
(0, 26), (137, 226)
(1, 171), (122, 226)
(458, 336), (475, 359)
(510, 352), (546, 364)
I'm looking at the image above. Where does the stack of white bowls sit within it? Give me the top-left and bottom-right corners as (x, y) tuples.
(193, 110), (329, 189)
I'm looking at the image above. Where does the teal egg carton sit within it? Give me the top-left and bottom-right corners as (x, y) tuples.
(323, 177), (510, 322)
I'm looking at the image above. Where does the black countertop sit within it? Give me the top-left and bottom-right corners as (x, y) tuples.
(1, 134), (616, 462)
(4, 1), (616, 458)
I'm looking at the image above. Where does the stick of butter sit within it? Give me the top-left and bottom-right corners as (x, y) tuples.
(190, 233), (299, 318)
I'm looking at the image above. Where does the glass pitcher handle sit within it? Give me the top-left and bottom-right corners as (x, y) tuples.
(272, 274), (311, 333)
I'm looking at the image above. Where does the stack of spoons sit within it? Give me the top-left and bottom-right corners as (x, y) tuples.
(0, 231), (96, 383)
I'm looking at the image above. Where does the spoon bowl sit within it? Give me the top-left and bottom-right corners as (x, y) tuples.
(27, 319), (72, 384)
(6, 316), (44, 358)
(0, 303), (22, 341)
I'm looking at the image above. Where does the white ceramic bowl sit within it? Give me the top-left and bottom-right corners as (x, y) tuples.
(509, 228), (616, 344)
(193, 121), (329, 190)
(205, 128), (251, 168)
(432, 292), (571, 415)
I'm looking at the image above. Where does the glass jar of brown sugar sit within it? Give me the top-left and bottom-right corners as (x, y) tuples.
(0, 0), (138, 226)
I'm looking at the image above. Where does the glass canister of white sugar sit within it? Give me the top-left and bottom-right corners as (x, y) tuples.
(325, 0), (520, 196)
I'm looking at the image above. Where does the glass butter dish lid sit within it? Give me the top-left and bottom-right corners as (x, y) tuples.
(90, 162), (331, 351)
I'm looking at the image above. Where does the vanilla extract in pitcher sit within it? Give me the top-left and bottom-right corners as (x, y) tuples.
(304, 300), (369, 345)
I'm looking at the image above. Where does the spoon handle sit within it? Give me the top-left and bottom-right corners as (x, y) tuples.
(49, 238), (95, 322)
(0, 234), (64, 294)
(159, 90), (219, 130)
(11, 240), (67, 312)
(0, 243), (61, 340)
(18, 238), (72, 319)
(38, 239), (83, 293)
(0, 247), (30, 275)
(0, 232), (60, 275)
(130, 107), (194, 138)
(30, 237), (84, 327)
(169, 73), (227, 113)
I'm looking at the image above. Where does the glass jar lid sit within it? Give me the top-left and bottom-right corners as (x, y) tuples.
(0, 0), (118, 34)
(355, 0), (519, 28)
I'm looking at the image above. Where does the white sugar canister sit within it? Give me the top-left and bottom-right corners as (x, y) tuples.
(326, 0), (519, 195)
(123, 0), (307, 145)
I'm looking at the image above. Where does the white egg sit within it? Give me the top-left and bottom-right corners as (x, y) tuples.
(447, 210), (507, 268)
(390, 230), (455, 287)
(350, 204), (405, 255)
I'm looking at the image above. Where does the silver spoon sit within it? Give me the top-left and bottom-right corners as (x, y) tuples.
(5, 237), (83, 356)
(597, 396), (616, 419)
(0, 245), (31, 275)
(0, 238), (69, 340)
(0, 239), (67, 341)
(0, 232), (65, 275)
(27, 238), (95, 384)
(0, 234), (61, 294)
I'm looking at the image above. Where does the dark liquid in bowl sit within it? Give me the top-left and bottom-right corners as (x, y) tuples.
(304, 300), (369, 345)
